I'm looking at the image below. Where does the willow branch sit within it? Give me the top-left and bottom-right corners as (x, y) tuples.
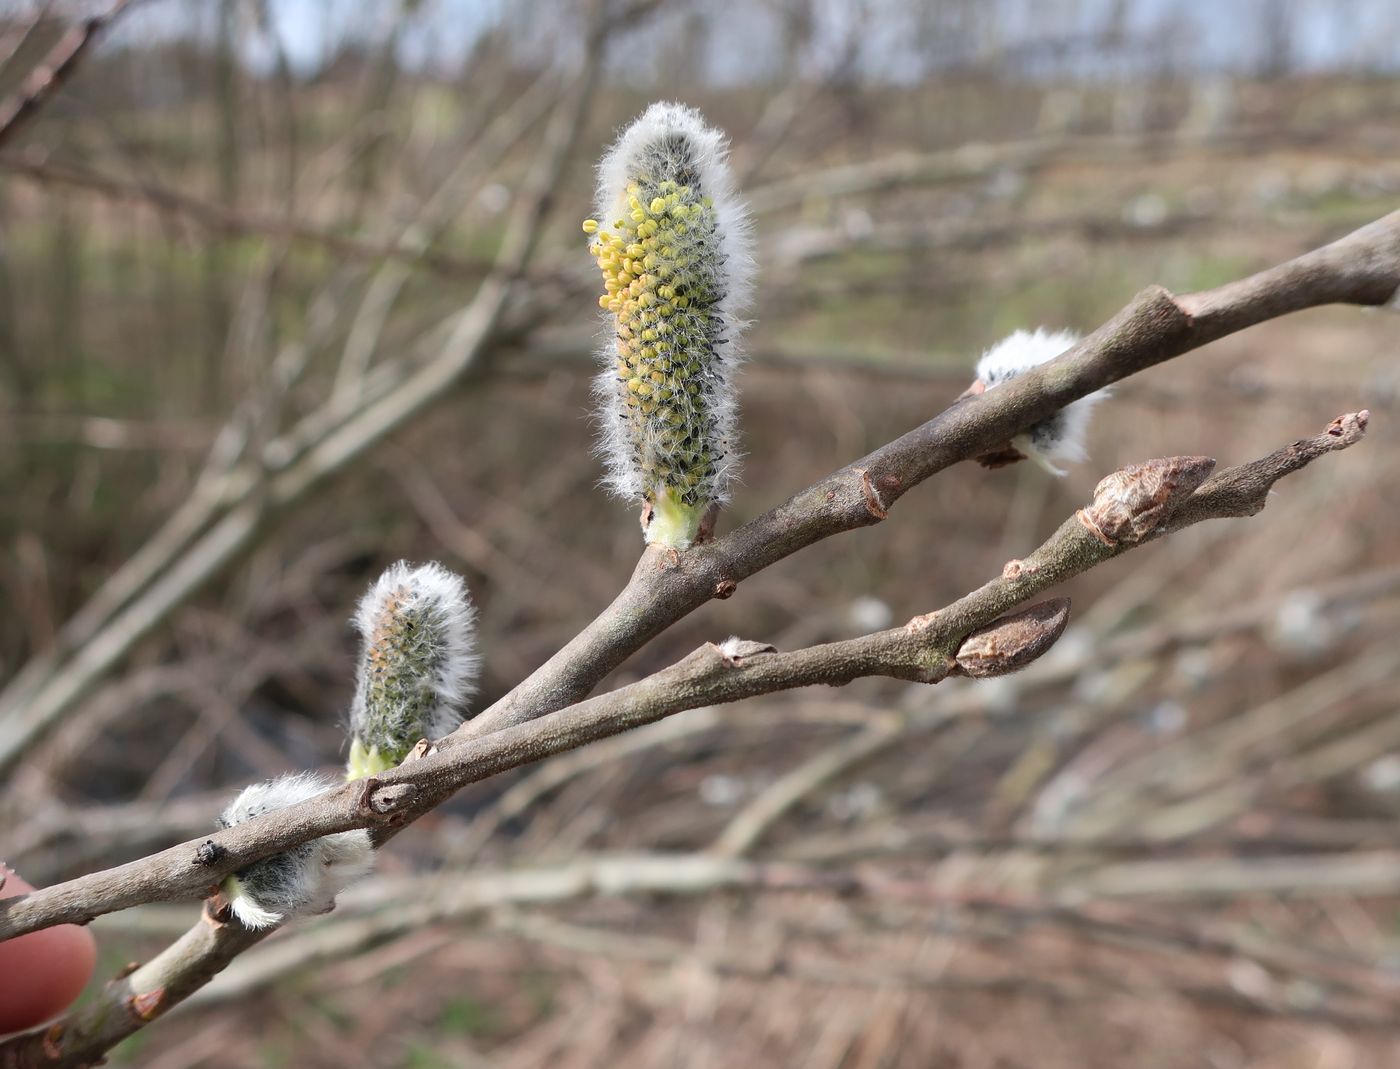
(0, 410), (1368, 945)
(0, 205), (1387, 1068)
(465, 211), (1400, 736)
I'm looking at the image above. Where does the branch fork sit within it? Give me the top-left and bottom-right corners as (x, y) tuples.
(0, 185), (1389, 1065)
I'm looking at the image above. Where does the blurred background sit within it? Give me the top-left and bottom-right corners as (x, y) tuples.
(2, 0), (1400, 1065)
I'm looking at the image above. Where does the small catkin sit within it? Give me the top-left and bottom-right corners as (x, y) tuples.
(218, 773), (373, 930)
(974, 328), (1107, 476)
(585, 101), (754, 548)
(346, 561), (477, 780)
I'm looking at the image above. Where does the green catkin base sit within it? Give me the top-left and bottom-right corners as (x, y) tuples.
(587, 159), (729, 547)
(647, 484), (706, 549)
(346, 577), (463, 779)
(346, 736), (395, 781)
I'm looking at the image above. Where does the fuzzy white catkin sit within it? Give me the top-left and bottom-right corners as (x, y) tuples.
(347, 561), (477, 779)
(218, 772), (373, 930)
(975, 328), (1107, 475)
(587, 101), (755, 548)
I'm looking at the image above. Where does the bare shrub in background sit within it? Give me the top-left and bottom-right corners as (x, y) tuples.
(3, 1), (1400, 1066)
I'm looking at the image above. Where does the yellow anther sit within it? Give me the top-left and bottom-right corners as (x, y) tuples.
(631, 210), (646, 224)
(598, 294), (613, 310)
(582, 219), (599, 234)
(650, 197), (667, 214)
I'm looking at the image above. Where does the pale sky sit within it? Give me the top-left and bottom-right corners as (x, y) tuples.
(29, 0), (1400, 82)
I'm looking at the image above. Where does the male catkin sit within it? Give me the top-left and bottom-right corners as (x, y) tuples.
(586, 102), (753, 548)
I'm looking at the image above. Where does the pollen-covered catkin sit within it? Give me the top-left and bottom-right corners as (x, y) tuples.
(585, 102), (753, 548)
(347, 561), (477, 780)
(974, 328), (1107, 476)
(218, 773), (372, 930)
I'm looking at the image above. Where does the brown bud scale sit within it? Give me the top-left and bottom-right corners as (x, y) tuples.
(953, 598), (1072, 678)
(1076, 456), (1215, 546)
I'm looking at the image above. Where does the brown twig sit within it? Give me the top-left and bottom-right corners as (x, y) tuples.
(0, 410), (1369, 945)
(466, 212), (1400, 738)
(0, 0), (133, 150)
(0, 133), (1392, 1069)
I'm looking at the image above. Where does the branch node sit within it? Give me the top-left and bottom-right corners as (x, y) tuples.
(712, 577), (738, 600)
(41, 1024), (63, 1060)
(912, 656), (955, 684)
(857, 468), (890, 520)
(714, 637), (776, 666)
(354, 776), (381, 816)
(194, 840), (226, 867)
(367, 782), (419, 816)
(1001, 558), (1039, 580)
(128, 988), (165, 1022)
(352, 776), (415, 825)
(202, 895), (232, 928)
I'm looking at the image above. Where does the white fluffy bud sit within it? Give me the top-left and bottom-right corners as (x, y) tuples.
(218, 772), (373, 930)
(347, 561), (477, 778)
(974, 328), (1106, 475)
